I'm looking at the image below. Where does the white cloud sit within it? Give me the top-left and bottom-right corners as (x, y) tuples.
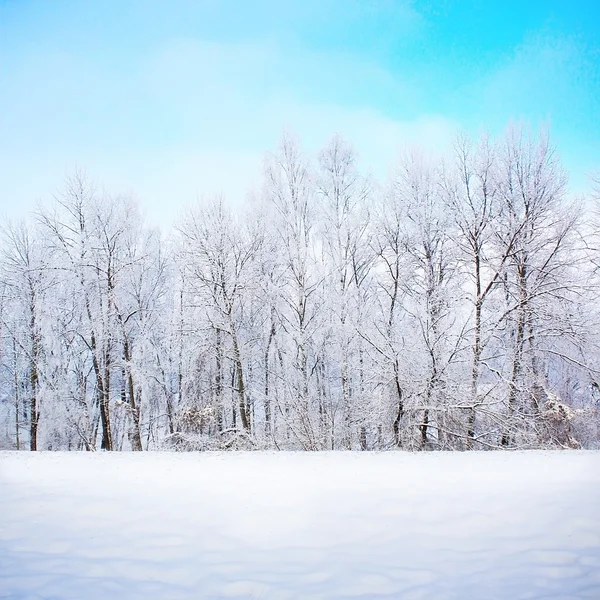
(0, 32), (457, 227)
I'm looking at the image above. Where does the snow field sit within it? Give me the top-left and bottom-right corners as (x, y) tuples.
(1, 450), (599, 599)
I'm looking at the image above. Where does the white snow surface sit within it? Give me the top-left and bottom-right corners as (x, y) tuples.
(1, 451), (599, 600)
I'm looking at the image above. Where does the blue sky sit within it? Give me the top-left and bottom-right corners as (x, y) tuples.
(1, 0), (599, 225)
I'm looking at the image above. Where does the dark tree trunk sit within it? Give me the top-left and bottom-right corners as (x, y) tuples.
(392, 360), (404, 448)
(467, 252), (483, 449)
(29, 298), (39, 451)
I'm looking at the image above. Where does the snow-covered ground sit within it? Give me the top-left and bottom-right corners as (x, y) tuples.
(1, 451), (599, 600)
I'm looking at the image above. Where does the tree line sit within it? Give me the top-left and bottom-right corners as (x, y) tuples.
(1, 125), (599, 451)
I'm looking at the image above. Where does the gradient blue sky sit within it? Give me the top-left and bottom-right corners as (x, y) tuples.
(1, 0), (599, 225)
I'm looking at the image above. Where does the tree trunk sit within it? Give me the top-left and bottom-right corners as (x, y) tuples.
(341, 353), (351, 449)
(392, 360), (404, 448)
(29, 298), (39, 451)
(264, 308), (276, 438)
(123, 337), (143, 451)
(502, 267), (527, 447)
(13, 338), (20, 450)
(232, 330), (250, 432)
(467, 253), (482, 449)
